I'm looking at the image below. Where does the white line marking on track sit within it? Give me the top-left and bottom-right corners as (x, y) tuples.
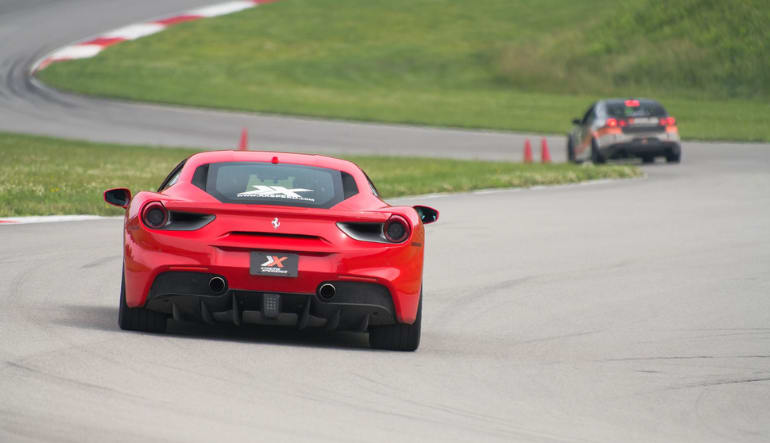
(101, 23), (166, 40)
(47, 45), (104, 60)
(190, 1), (258, 17)
(388, 175), (646, 203)
(0, 215), (120, 225)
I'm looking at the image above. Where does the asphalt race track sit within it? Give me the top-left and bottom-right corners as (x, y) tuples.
(0, 0), (559, 160)
(1, 1), (769, 442)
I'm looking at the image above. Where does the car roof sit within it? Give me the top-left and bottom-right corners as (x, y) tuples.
(601, 98), (662, 106)
(184, 150), (361, 174)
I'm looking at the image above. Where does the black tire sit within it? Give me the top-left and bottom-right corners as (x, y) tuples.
(369, 292), (421, 351)
(666, 146), (681, 163)
(666, 153), (680, 163)
(590, 139), (606, 164)
(641, 155), (655, 164)
(566, 135), (576, 163)
(118, 271), (167, 333)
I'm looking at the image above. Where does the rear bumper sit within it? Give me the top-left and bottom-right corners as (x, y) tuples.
(123, 230), (423, 324)
(600, 140), (680, 159)
(144, 271), (396, 331)
(596, 127), (679, 158)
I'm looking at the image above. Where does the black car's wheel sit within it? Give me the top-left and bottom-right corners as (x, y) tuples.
(369, 291), (421, 351)
(590, 139), (606, 164)
(641, 155), (655, 164)
(666, 152), (681, 163)
(118, 271), (167, 333)
(666, 145), (681, 163)
(566, 135), (577, 163)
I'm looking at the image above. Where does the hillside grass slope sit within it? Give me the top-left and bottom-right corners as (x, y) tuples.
(40, 0), (770, 141)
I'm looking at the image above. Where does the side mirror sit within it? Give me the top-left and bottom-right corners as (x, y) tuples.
(413, 205), (439, 225)
(104, 188), (131, 208)
(571, 118), (581, 125)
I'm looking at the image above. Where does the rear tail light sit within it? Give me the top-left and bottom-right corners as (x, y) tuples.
(384, 215), (410, 243)
(659, 116), (676, 126)
(605, 118), (618, 128)
(142, 206), (213, 230)
(142, 202), (168, 229)
(337, 216), (412, 243)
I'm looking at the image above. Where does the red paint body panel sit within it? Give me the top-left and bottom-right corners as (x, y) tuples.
(120, 150), (431, 324)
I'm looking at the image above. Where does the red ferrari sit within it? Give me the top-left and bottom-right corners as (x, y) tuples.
(104, 150), (438, 351)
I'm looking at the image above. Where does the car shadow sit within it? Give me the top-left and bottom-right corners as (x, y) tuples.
(56, 304), (372, 351)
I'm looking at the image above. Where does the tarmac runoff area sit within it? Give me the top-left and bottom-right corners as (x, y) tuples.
(0, 0), (769, 441)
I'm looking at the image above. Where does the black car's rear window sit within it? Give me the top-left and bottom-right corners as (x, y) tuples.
(192, 162), (358, 208)
(605, 100), (667, 118)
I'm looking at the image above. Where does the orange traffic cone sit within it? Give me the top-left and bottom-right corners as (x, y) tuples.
(523, 139), (533, 163)
(238, 128), (248, 150)
(541, 138), (551, 163)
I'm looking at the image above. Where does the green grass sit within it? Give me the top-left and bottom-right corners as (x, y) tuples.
(39, 0), (770, 142)
(0, 132), (639, 217)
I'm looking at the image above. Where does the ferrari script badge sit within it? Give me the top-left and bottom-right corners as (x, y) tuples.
(272, 217), (280, 229)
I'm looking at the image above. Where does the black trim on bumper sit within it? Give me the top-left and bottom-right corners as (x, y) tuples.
(144, 272), (396, 331)
(602, 141), (680, 159)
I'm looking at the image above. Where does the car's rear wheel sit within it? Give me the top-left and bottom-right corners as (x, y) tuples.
(118, 271), (167, 333)
(666, 151), (682, 163)
(369, 291), (421, 351)
(566, 135), (576, 163)
(591, 139), (606, 164)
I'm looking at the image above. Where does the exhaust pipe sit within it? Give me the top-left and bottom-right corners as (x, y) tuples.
(209, 276), (227, 294)
(318, 283), (336, 300)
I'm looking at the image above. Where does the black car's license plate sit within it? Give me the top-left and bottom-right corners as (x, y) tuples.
(250, 251), (299, 277)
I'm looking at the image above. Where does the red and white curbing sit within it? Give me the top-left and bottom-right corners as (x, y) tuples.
(32, 0), (277, 73)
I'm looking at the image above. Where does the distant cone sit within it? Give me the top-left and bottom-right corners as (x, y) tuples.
(523, 139), (533, 163)
(238, 128), (248, 150)
(540, 138), (551, 163)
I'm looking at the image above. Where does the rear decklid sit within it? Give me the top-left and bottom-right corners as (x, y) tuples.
(163, 200), (391, 253)
(606, 99), (668, 134)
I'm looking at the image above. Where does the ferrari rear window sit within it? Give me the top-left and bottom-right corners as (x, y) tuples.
(605, 100), (667, 118)
(193, 162), (358, 208)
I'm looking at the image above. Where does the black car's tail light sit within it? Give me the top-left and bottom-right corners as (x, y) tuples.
(142, 202), (168, 229)
(659, 116), (676, 126)
(383, 216), (410, 243)
(605, 118), (627, 128)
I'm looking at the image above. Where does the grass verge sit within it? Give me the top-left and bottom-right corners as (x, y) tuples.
(38, 0), (770, 141)
(0, 132), (640, 217)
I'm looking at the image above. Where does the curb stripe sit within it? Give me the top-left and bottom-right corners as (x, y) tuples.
(153, 15), (204, 26)
(32, 0), (278, 73)
(190, 1), (259, 17)
(81, 37), (127, 47)
(101, 23), (166, 40)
